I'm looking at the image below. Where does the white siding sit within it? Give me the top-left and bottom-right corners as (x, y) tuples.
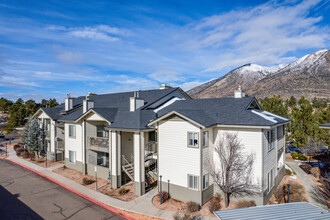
(213, 128), (263, 188)
(263, 127), (277, 191)
(158, 119), (201, 188)
(86, 113), (106, 121)
(65, 123), (83, 163)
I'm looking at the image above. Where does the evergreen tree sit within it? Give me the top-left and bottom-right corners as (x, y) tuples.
(260, 95), (288, 118)
(26, 119), (43, 157)
(314, 105), (330, 146)
(286, 96), (297, 107)
(290, 97), (316, 148)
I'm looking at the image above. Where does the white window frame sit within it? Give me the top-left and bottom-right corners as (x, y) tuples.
(188, 174), (199, 190)
(69, 125), (76, 138)
(69, 150), (76, 164)
(203, 173), (209, 190)
(267, 129), (275, 151)
(188, 132), (199, 148)
(268, 167), (274, 192)
(202, 131), (209, 148)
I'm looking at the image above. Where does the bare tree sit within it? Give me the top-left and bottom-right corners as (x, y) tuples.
(304, 137), (323, 162)
(210, 132), (258, 207)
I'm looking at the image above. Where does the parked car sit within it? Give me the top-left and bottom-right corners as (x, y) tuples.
(0, 133), (4, 139)
(303, 161), (324, 168)
(287, 146), (302, 154)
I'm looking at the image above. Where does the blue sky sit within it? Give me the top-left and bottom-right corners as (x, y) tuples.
(0, 0), (329, 102)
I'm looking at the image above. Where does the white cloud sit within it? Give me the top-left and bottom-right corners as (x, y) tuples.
(69, 29), (119, 42)
(148, 70), (185, 82)
(178, 0), (329, 72)
(56, 51), (85, 64)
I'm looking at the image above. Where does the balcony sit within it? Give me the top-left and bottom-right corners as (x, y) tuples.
(145, 141), (157, 160)
(87, 136), (109, 152)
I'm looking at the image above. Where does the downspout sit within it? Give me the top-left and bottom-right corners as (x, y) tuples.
(200, 127), (203, 205)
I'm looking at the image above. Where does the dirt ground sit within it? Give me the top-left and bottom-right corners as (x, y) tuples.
(20, 156), (64, 168)
(268, 173), (309, 204)
(152, 194), (237, 217)
(53, 166), (138, 201)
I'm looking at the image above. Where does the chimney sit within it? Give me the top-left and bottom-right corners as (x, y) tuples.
(130, 91), (144, 112)
(83, 92), (96, 113)
(159, 84), (172, 90)
(65, 93), (74, 111)
(234, 86), (245, 98)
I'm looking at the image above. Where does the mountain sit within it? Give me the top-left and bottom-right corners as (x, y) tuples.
(188, 49), (330, 100)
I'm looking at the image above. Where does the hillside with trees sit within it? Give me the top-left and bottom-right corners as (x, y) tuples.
(0, 97), (58, 133)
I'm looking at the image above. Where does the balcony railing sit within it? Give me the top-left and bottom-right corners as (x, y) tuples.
(87, 136), (109, 152)
(145, 141), (157, 159)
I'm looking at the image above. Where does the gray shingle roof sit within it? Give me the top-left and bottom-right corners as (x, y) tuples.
(156, 97), (290, 127)
(214, 202), (330, 220)
(42, 88), (289, 129)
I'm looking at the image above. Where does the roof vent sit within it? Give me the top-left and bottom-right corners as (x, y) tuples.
(234, 86), (245, 98)
(159, 84), (172, 90)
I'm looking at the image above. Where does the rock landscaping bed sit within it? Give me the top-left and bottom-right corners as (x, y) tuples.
(152, 192), (250, 218)
(268, 172), (309, 204)
(53, 166), (138, 201)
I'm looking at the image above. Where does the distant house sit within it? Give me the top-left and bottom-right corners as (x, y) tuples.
(30, 85), (289, 205)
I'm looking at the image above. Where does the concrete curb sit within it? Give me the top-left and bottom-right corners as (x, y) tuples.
(4, 158), (135, 220)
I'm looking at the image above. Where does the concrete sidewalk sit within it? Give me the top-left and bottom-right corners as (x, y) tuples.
(5, 147), (216, 220)
(286, 156), (328, 210)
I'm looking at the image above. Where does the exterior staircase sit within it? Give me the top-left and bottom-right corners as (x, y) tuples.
(122, 155), (134, 181)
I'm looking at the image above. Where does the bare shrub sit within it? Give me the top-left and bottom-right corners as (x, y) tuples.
(36, 157), (44, 163)
(13, 144), (20, 152)
(157, 191), (169, 203)
(209, 200), (221, 212)
(299, 164), (312, 174)
(290, 196), (308, 203)
(310, 167), (321, 179)
(186, 201), (201, 212)
(82, 177), (95, 185)
(118, 187), (127, 195)
(173, 212), (201, 220)
(214, 192), (222, 202)
(274, 187), (284, 202)
(236, 200), (256, 208)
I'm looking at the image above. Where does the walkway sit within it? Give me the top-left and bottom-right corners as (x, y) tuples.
(4, 147), (216, 220)
(286, 155), (327, 210)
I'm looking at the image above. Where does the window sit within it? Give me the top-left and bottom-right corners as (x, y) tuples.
(69, 151), (76, 163)
(69, 125), (76, 138)
(203, 174), (209, 190)
(96, 125), (108, 138)
(97, 152), (109, 167)
(267, 168), (274, 192)
(202, 131), (209, 148)
(188, 174), (199, 190)
(188, 132), (199, 148)
(267, 129), (275, 151)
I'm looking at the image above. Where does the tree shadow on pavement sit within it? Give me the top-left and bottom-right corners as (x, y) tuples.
(0, 185), (43, 220)
(308, 184), (328, 208)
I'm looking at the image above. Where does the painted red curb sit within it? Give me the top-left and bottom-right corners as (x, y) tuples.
(6, 158), (135, 220)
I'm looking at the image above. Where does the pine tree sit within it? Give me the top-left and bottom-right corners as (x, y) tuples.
(286, 96), (297, 107)
(26, 119), (43, 157)
(290, 97), (316, 148)
(260, 95), (288, 118)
